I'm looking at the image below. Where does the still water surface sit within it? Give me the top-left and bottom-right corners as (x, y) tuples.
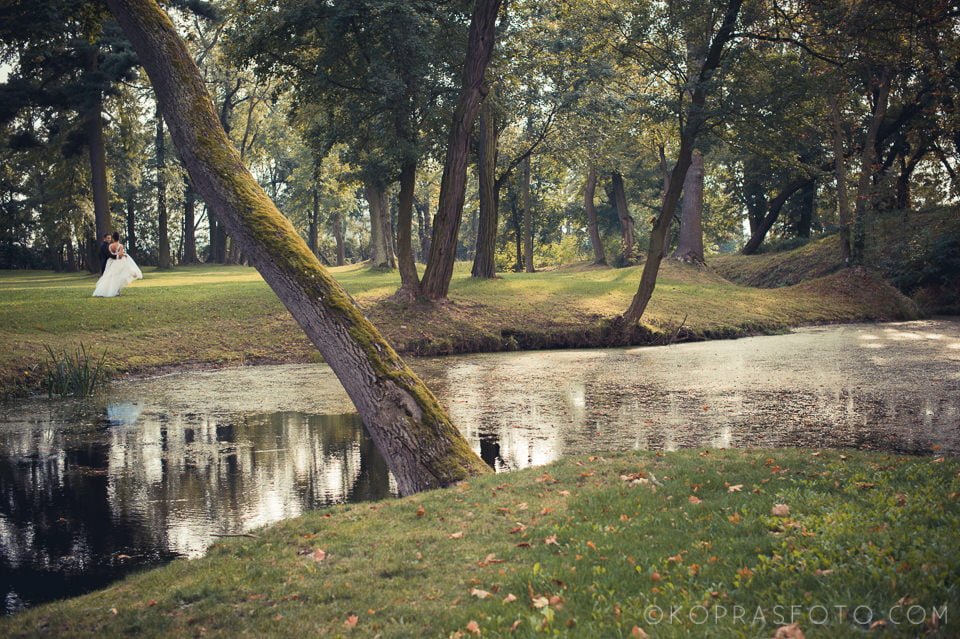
(1, 319), (958, 613)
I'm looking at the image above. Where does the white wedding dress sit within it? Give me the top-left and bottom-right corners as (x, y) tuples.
(92, 246), (143, 297)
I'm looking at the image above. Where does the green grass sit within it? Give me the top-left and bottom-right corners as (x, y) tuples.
(3, 449), (955, 637)
(0, 260), (918, 395)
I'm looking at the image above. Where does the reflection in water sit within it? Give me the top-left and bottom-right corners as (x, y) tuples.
(0, 410), (391, 614)
(0, 319), (958, 613)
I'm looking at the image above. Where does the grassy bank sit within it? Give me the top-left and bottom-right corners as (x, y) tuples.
(0, 260), (917, 395)
(2, 449), (955, 638)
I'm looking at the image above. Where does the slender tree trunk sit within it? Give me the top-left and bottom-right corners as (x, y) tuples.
(521, 156), (534, 273)
(584, 167), (605, 265)
(610, 172), (634, 264)
(828, 97), (853, 263)
(182, 175), (198, 263)
(396, 159), (421, 297)
(792, 180), (815, 238)
(332, 210), (346, 266)
(66, 239), (77, 272)
(365, 179), (394, 268)
(741, 176), (813, 254)
(309, 185), (320, 257)
(107, 0), (489, 495)
(156, 107), (171, 268)
(125, 194), (137, 257)
(85, 50), (112, 247)
(472, 93), (499, 278)
(623, 0), (742, 325)
(420, 0), (503, 299)
(852, 70), (891, 263)
(673, 149), (705, 263)
(416, 196), (431, 261)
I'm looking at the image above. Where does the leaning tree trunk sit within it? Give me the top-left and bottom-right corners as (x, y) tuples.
(741, 176), (812, 254)
(610, 172), (635, 263)
(472, 92), (499, 279)
(521, 155), (534, 273)
(623, 0), (742, 325)
(420, 0), (503, 299)
(672, 149), (705, 263)
(156, 107), (172, 269)
(85, 51), (112, 250)
(584, 168), (605, 265)
(106, 0), (489, 495)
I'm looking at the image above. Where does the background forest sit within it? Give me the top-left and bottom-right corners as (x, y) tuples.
(1, 0), (957, 301)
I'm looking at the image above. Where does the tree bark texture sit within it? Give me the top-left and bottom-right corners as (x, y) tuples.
(420, 0), (503, 299)
(107, 0), (490, 495)
(610, 172), (634, 263)
(584, 167), (605, 265)
(673, 149), (705, 263)
(125, 195), (137, 257)
(156, 108), (171, 268)
(396, 159), (421, 297)
(472, 93), (499, 279)
(623, 0), (743, 325)
(332, 209), (346, 266)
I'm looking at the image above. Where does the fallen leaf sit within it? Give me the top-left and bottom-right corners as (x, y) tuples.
(688, 495), (702, 505)
(558, 490), (570, 497)
(771, 503), (791, 517)
(631, 627), (650, 638)
(870, 620), (887, 630)
(773, 623), (805, 638)
(503, 593), (517, 603)
(509, 620), (522, 632)
(737, 566), (754, 579)
(312, 549), (327, 562)
(449, 531), (464, 539)
(532, 596), (549, 609)
(470, 588), (491, 599)
(466, 619), (481, 635)
(544, 535), (559, 546)
(509, 524), (526, 534)
(586, 541), (597, 551)
(415, 505), (426, 518)
(344, 615), (359, 629)
(814, 569), (833, 576)
(650, 571), (661, 582)
(728, 484), (743, 492)
(728, 512), (742, 524)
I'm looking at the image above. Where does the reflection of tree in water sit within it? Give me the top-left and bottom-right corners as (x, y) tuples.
(0, 409), (393, 614)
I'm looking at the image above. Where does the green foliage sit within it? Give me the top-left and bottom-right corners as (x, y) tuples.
(42, 342), (108, 398)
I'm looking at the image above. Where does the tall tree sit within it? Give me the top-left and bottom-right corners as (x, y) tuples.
(420, 0), (504, 299)
(583, 167), (605, 265)
(155, 107), (171, 268)
(106, 0), (489, 494)
(673, 149), (705, 263)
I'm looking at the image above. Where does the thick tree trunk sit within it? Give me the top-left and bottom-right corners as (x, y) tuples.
(852, 70), (891, 263)
(182, 175), (198, 264)
(521, 156), (534, 273)
(623, 0), (742, 325)
(156, 108), (171, 269)
(741, 176), (813, 254)
(396, 159), (421, 297)
(584, 167), (605, 265)
(673, 149), (705, 263)
(420, 0), (503, 299)
(472, 93), (499, 279)
(364, 179), (395, 269)
(791, 179), (815, 238)
(85, 54), (112, 246)
(107, 0), (489, 495)
(66, 239), (77, 272)
(332, 209), (346, 266)
(610, 172), (635, 264)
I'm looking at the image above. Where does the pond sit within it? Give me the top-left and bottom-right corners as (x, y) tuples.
(1, 319), (958, 613)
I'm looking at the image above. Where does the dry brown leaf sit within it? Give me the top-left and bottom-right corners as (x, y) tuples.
(532, 596), (549, 609)
(558, 490), (571, 497)
(449, 531), (464, 539)
(503, 593), (517, 603)
(728, 484), (743, 492)
(544, 535), (559, 546)
(470, 588), (491, 599)
(688, 495), (703, 505)
(465, 619), (481, 635)
(344, 614), (359, 629)
(312, 548), (327, 562)
(631, 627), (650, 638)
(772, 623), (805, 638)
(415, 505), (426, 518)
(771, 503), (791, 517)
(728, 512), (742, 524)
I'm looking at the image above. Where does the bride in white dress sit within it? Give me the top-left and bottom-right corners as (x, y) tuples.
(93, 234), (143, 297)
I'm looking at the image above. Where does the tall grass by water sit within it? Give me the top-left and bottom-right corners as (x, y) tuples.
(42, 343), (109, 397)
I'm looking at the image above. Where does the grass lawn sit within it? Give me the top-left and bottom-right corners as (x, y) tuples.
(2, 449), (955, 638)
(0, 260), (917, 396)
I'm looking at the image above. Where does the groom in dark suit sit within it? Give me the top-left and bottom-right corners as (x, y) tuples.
(98, 232), (114, 275)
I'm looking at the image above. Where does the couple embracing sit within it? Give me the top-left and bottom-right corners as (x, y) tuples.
(93, 231), (143, 298)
